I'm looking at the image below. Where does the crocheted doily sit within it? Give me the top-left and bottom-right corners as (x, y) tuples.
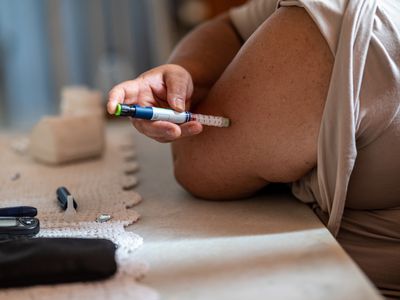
(0, 126), (158, 300)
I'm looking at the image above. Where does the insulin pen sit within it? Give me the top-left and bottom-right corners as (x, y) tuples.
(114, 104), (230, 128)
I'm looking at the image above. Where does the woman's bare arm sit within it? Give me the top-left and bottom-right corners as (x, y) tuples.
(107, 13), (242, 142)
(168, 13), (243, 107)
(172, 7), (334, 199)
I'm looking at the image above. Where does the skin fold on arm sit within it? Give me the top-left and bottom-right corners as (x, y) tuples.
(171, 7), (334, 200)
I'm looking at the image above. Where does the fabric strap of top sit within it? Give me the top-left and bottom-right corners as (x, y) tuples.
(317, 0), (378, 235)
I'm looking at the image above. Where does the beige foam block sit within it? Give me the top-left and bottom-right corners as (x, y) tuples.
(30, 115), (105, 164)
(60, 85), (104, 116)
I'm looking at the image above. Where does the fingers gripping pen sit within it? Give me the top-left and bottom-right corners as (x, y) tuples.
(115, 104), (230, 128)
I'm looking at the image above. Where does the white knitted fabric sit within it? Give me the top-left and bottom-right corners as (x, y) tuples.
(0, 126), (158, 300)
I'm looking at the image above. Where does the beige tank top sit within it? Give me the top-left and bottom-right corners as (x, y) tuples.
(230, 0), (400, 235)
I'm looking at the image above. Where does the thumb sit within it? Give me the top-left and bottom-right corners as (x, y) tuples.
(164, 70), (192, 112)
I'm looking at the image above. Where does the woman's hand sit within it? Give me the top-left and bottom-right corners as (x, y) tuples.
(107, 64), (203, 143)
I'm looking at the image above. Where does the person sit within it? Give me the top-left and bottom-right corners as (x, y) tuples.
(107, 0), (400, 297)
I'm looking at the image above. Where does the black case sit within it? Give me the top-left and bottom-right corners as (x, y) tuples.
(0, 237), (117, 288)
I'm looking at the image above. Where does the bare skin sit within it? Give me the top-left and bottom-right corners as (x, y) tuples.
(107, 13), (241, 142)
(108, 7), (333, 200)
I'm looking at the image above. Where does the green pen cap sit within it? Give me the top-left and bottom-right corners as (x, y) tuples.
(115, 103), (122, 116)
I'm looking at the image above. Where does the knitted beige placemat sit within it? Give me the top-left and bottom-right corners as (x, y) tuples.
(0, 126), (158, 300)
(0, 128), (140, 226)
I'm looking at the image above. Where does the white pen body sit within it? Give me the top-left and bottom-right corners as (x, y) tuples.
(151, 107), (191, 124)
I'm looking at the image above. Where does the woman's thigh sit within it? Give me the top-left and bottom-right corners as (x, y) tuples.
(172, 7), (333, 199)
